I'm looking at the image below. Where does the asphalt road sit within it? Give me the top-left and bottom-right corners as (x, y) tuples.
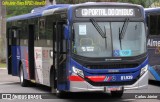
(0, 68), (160, 102)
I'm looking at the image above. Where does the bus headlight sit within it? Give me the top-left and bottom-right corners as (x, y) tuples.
(72, 66), (84, 78)
(140, 65), (148, 76)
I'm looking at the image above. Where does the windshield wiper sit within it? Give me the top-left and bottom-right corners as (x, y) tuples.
(90, 18), (107, 49)
(119, 18), (129, 50)
(90, 18), (106, 38)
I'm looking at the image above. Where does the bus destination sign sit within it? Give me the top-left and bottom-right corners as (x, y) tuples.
(76, 8), (138, 17)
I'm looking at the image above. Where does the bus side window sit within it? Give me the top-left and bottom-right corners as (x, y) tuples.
(11, 29), (17, 46)
(39, 18), (45, 40)
(62, 24), (67, 53)
(58, 23), (67, 53)
(8, 29), (12, 45)
(12, 29), (17, 38)
(149, 15), (160, 35)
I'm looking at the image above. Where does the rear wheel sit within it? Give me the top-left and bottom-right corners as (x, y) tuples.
(19, 64), (28, 87)
(111, 90), (124, 98)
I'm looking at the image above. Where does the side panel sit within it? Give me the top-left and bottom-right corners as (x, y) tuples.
(10, 28), (20, 76)
(34, 47), (43, 84)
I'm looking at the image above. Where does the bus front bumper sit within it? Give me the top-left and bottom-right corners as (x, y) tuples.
(69, 71), (148, 92)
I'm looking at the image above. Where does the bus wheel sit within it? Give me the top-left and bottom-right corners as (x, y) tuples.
(19, 64), (28, 87)
(111, 90), (124, 98)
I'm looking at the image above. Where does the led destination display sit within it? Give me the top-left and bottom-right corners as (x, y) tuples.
(76, 7), (141, 17)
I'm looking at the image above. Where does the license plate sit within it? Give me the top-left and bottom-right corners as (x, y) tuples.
(105, 86), (122, 91)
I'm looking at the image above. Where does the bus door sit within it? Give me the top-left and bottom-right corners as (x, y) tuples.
(55, 21), (68, 89)
(7, 28), (12, 75)
(7, 27), (19, 76)
(28, 25), (35, 80)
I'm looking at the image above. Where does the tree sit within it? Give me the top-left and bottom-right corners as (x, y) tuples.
(6, 0), (45, 17)
(0, 0), (6, 62)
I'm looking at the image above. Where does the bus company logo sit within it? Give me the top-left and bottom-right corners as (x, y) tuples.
(112, 76), (116, 81)
(104, 76), (116, 82)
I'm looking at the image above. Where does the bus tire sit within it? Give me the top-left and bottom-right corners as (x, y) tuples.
(19, 64), (28, 87)
(111, 90), (124, 98)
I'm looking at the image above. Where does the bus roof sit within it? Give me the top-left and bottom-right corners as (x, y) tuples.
(145, 7), (160, 13)
(7, 2), (143, 22)
(7, 4), (70, 22)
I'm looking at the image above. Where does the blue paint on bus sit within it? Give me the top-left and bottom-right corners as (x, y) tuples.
(149, 66), (160, 81)
(7, 4), (70, 22)
(11, 46), (18, 76)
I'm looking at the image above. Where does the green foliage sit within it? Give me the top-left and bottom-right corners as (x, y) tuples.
(6, 0), (45, 18)
(117, 0), (147, 7)
(0, 63), (6, 68)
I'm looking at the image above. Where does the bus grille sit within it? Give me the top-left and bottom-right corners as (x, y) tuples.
(86, 64), (139, 69)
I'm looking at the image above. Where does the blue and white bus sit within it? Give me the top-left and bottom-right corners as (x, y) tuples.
(7, 2), (148, 97)
(145, 8), (160, 81)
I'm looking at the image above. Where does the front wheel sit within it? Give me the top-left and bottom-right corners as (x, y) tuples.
(111, 90), (124, 98)
(19, 64), (29, 87)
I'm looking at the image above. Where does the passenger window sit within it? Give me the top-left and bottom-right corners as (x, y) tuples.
(149, 15), (160, 35)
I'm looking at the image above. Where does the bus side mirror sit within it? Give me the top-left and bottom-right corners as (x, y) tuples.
(64, 26), (69, 39)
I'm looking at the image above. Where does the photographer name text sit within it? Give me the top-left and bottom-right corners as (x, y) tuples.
(2, 1), (46, 6)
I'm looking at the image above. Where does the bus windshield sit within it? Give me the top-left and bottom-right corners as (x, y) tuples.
(72, 22), (146, 57)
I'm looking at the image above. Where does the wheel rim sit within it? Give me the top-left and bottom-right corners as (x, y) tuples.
(20, 68), (23, 83)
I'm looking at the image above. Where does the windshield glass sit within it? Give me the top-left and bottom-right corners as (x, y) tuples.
(72, 22), (146, 57)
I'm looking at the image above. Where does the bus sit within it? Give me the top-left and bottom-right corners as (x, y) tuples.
(145, 8), (160, 81)
(6, 2), (148, 98)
